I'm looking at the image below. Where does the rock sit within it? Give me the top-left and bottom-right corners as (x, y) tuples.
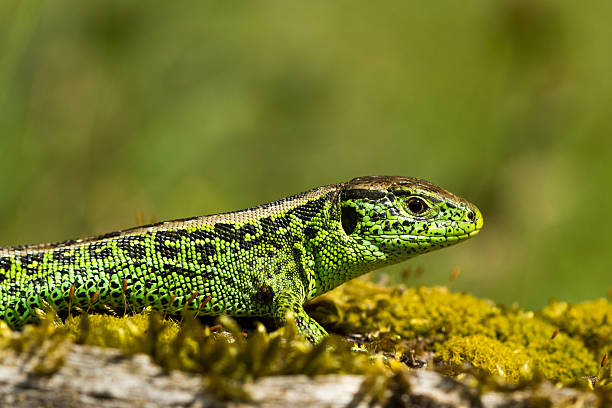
(0, 344), (601, 407)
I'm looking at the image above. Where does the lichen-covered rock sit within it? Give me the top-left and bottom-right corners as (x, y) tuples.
(0, 279), (610, 404)
(0, 345), (603, 407)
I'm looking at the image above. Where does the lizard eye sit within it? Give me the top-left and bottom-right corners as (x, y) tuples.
(407, 197), (428, 215)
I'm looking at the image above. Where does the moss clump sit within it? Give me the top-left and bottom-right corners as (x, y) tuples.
(540, 299), (612, 359)
(485, 311), (597, 382)
(0, 316), (71, 375)
(309, 279), (501, 340)
(309, 279), (602, 384)
(0, 279), (610, 400)
(436, 334), (528, 380)
(597, 359), (612, 392)
(65, 312), (378, 380)
(1, 310), (381, 400)
(63, 312), (180, 355)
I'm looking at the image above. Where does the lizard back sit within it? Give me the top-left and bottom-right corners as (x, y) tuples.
(0, 183), (342, 327)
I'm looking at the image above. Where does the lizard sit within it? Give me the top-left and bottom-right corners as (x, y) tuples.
(0, 176), (483, 343)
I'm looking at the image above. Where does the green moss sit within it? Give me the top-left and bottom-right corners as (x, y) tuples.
(436, 334), (528, 380)
(540, 299), (612, 359)
(486, 311), (596, 382)
(1, 279), (610, 401)
(309, 279), (603, 384)
(597, 359), (612, 392)
(63, 312), (180, 355)
(308, 279), (501, 340)
(0, 310), (383, 400)
(0, 315), (71, 375)
(65, 312), (374, 375)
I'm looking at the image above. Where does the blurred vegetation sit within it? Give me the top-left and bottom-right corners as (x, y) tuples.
(0, 1), (611, 308)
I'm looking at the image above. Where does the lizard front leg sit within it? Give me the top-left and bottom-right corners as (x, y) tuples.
(251, 240), (326, 342)
(272, 291), (327, 343)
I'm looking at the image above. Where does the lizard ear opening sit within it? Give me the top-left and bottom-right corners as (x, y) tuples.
(341, 206), (359, 235)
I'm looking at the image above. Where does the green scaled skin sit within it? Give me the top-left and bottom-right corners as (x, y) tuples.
(0, 176), (483, 342)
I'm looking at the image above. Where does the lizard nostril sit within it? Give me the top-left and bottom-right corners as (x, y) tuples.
(467, 211), (475, 221)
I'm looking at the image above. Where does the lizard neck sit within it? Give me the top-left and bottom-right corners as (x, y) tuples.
(308, 236), (407, 298)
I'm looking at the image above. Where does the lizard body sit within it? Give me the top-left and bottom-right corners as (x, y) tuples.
(0, 176), (482, 342)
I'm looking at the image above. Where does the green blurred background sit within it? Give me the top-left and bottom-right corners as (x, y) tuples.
(1, 1), (610, 309)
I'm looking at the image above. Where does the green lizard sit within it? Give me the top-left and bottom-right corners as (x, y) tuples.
(0, 176), (482, 342)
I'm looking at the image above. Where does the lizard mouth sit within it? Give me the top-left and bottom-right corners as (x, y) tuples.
(468, 229), (481, 237)
(370, 228), (480, 242)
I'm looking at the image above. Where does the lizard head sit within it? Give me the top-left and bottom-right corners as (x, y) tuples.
(339, 176), (483, 262)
